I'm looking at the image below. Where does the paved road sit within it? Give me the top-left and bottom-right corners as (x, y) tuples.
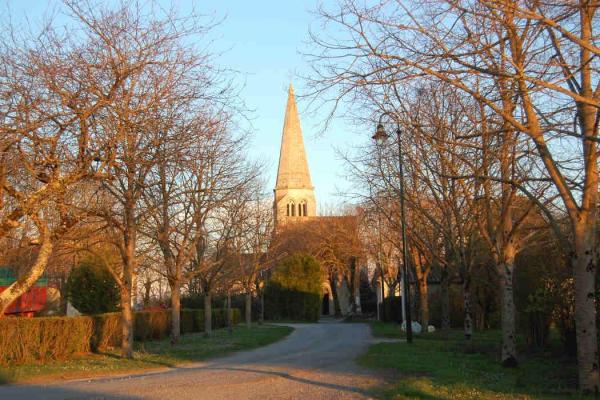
(0, 320), (383, 400)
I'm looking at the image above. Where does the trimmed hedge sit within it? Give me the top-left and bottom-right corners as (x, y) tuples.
(264, 253), (322, 321)
(134, 311), (170, 341)
(91, 312), (121, 352)
(0, 316), (92, 364)
(0, 307), (240, 365)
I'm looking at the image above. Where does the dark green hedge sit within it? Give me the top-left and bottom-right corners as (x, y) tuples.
(264, 253), (322, 321)
(0, 307), (241, 365)
(380, 296), (403, 323)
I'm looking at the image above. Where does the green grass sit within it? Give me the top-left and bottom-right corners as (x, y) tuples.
(369, 321), (406, 338)
(0, 324), (292, 384)
(360, 323), (588, 400)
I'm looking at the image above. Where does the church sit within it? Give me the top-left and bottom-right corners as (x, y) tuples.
(271, 84), (367, 317)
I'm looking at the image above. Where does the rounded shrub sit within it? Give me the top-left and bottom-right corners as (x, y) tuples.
(264, 253), (322, 321)
(66, 257), (120, 315)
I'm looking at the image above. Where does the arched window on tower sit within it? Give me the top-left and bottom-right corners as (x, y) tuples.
(290, 202), (295, 216)
(298, 200), (307, 217)
(286, 203), (290, 216)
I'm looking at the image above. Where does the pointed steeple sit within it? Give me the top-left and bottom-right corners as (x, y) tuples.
(275, 84), (313, 190)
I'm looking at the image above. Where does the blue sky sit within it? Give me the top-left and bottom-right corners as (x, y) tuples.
(6, 1), (368, 208)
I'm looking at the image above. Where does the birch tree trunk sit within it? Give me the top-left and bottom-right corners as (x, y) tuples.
(573, 222), (599, 390)
(463, 276), (473, 342)
(499, 248), (517, 367)
(0, 223), (52, 315)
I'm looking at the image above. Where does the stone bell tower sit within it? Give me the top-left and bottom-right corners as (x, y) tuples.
(273, 84), (317, 227)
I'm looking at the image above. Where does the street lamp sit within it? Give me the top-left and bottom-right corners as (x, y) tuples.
(372, 113), (413, 344)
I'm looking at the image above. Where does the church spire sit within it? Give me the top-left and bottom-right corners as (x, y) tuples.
(275, 84), (313, 189)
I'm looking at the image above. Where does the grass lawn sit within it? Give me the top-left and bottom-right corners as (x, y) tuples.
(360, 322), (589, 399)
(0, 324), (292, 385)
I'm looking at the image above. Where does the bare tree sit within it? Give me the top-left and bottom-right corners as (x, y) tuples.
(229, 188), (274, 328)
(308, 0), (598, 389)
(0, 6), (123, 314)
(64, 0), (221, 357)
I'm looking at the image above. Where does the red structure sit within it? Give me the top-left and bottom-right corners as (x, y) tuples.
(0, 268), (47, 317)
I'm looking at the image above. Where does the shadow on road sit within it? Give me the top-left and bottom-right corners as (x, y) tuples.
(0, 384), (143, 400)
(203, 366), (369, 396)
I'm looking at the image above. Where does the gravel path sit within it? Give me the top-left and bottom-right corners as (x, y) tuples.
(0, 320), (383, 400)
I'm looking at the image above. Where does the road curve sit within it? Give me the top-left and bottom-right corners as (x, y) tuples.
(0, 320), (382, 400)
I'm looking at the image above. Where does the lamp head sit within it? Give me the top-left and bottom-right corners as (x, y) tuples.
(372, 123), (389, 143)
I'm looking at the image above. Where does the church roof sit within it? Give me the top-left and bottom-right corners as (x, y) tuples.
(275, 84), (313, 190)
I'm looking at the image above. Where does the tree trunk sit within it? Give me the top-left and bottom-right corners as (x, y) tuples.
(413, 251), (429, 329)
(440, 267), (450, 334)
(227, 291), (233, 334)
(120, 284), (134, 358)
(418, 276), (429, 329)
(143, 279), (152, 308)
(463, 277), (473, 342)
(352, 257), (361, 314)
(573, 223), (599, 391)
(499, 257), (518, 367)
(259, 290), (264, 324)
(245, 290), (252, 328)
(120, 194), (137, 358)
(0, 227), (52, 315)
(170, 280), (181, 344)
(204, 292), (212, 337)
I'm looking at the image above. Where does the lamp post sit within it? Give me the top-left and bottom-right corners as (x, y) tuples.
(372, 114), (413, 344)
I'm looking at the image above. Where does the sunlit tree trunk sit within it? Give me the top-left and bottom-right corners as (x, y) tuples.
(120, 283), (134, 358)
(573, 219), (598, 390)
(120, 216), (137, 359)
(498, 244), (517, 367)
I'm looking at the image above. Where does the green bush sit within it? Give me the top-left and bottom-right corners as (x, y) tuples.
(0, 316), (93, 364)
(264, 253), (322, 321)
(66, 257), (120, 315)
